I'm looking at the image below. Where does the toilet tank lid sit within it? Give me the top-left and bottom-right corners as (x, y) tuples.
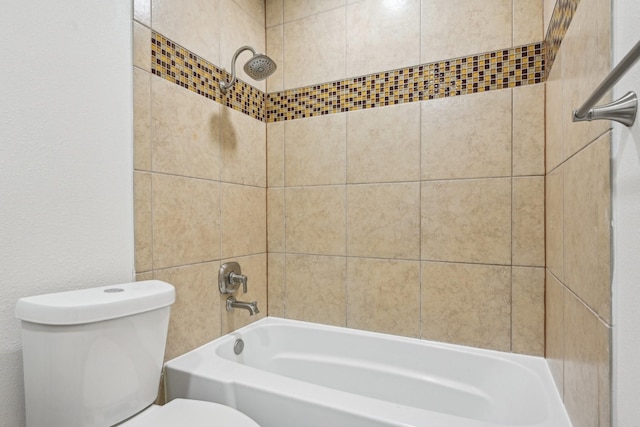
(15, 280), (175, 325)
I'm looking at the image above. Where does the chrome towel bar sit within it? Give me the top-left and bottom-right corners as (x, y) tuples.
(573, 39), (640, 127)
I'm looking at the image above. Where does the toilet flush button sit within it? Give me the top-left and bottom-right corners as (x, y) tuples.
(104, 288), (125, 293)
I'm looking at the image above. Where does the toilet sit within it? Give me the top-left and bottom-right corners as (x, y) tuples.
(15, 280), (260, 427)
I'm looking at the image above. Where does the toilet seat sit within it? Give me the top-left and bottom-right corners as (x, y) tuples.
(121, 398), (260, 426)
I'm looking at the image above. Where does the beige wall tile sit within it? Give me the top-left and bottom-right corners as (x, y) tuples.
(421, 179), (511, 265)
(266, 0), (284, 27)
(221, 184), (266, 258)
(546, 166), (564, 280)
(267, 253), (285, 317)
(134, 0), (151, 26)
(512, 176), (545, 267)
(513, 84), (545, 176)
(347, 258), (420, 337)
(285, 254), (346, 326)
(347, 103), (420, 183)
(152, 0), (221, 64)
(267, 188), (285, 252)
(545, 271), (565, 398)
(283, 7), (346, 89)
(220, 0), (266, 92)
(346, 0), (420, 77)
(285, 186), (346, 255)
(421, 90), (512, 180)
(347, 183), (420, 259)
(221, 106), (266, 187)
(422, 262), (511, 351)
(564, 291), (611, 427)
(283, 0), (346, 22)
(512, 267), (545, 356)
(133, 22), (151, 72)
(154, 262), (221, 361)
(421, 0), (512, 64)
(133, 68), (151, 171)
(544, 0), (555, 36)
(220, 253), (268, 333)
(285, 114), (346, 186)
(513, 0), (543, 46)
(136, 272), (154, 281)
(267, 122), (285, 187)
(134, 172), (153, 273)
(560, 0), (611, 160)
(151, 77), (221, 180)
(232, 0), (266, 25)
(266, 25), (284, 93)
(545, 50), (563, 172)
(152, 174), (220, 269)
(564, 134), (611, 323)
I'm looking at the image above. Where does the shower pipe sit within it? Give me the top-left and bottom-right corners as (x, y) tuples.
(572, 39), (640, 127)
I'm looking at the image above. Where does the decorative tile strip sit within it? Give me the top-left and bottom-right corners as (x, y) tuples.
(545, 0), (581, 73)
(266, 43), (544, 122)
(151, 32), (266, 121)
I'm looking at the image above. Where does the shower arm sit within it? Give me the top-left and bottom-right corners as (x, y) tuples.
(220, 46), (256, 94)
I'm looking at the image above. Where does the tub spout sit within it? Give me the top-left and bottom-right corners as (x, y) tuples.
(226, 296), (259, 316)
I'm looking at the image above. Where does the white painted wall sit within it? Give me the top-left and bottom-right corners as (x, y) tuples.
(612, 0), (640, 424)
(0, 1), (134, 426)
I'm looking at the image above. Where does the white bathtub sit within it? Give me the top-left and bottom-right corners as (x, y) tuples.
(164, 317), (570, 427)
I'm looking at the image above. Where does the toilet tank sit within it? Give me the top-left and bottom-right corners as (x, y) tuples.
(15, 280), (175, 427)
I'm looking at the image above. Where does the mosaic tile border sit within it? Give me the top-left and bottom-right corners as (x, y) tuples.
(150, 32), (544, 123)
(151, 32), (266, 121)
(266, 43), (544, 122)
(545, 0), (581, 73)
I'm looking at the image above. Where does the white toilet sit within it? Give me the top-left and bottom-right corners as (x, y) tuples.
(15, 280), (260, 427)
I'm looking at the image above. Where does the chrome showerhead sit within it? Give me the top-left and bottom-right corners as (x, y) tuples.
(220, 46), (277, 94)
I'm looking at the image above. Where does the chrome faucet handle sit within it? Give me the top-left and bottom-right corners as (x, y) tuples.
(219, 262), (248, 294)
(229, 272), (248, 293)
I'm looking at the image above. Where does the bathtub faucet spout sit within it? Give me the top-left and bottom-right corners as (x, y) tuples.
(226, 296), (259, 316)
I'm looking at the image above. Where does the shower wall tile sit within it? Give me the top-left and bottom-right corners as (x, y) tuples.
(266, 25), (285, 93)
(545, 49), (563, 172)
(545, 167), (564, 280)
(134, 172), (153, 273)
(134, 0), (151, 26)
(285, 254), (347, 327)
(285, 186), (346, 256)
(512, 266), (545, 355)
(512, 176), (545, 267)
(267, 253), (286, 317)
(421, 90), (512, 180)
(420, 0), (512, 64)
(221, 184), (266, 259)
(283, 7), (346, 89)
(221, 253), (267, 333)
(221, 106), (266, 187)
(267, 122), (285, 187)
(560, 0), (611, 160)
(345, 0), (421, 77)
(151, 77), (221, 181)
(563, 133), (611, 323)
(220, 0), (267, 92)
(543, 0), (555, 35)
(136, 272), (154, 282)
(347, 258), (420, 338)
(232, 0), (266, 26)
(284, 114), (346, 186)
(267, 188), (285, 253)
(152, 0), (221, 64)
(134, 22), (152, 72)
(266, 0), (284, 27)
(513, 84), (545, 176)
(283, 0), (346, 23)
(422, 262), (512, 351)
(513, 0), (544, 46)
(346, 103), (420, 184)
(346, 183), (420, 260)
(421, 178), (512, 265)
(154, 261), (221, 361)
(152, 173), (221, 269)
(545, 271), (565, 398)
(133, 68), (152, 171)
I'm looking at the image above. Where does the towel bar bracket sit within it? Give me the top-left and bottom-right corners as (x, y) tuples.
(572, 91), (638, 127)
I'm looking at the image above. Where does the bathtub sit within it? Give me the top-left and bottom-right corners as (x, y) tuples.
(164, 317), (570, 427)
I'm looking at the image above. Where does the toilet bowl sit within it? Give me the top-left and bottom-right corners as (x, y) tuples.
(16, 280), (260, 427)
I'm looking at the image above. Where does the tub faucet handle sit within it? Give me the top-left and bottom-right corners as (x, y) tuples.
(219, 262), (248, 294)
(229, 271), (248, 293)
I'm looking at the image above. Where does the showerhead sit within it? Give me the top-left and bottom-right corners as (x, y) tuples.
(220, 46), (277, 94)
